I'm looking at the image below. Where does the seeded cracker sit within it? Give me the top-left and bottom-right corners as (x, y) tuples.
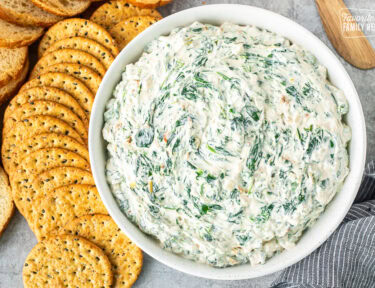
(36, 63), (102, 94)
(33, 167), (95, 195)
(23, 234), (113, 288)
(2, 115), (84, 174)
(45, 37), (115, 70)
(5, 133), (89, 173)
(10, 148), (90, 214)
(26, 185), (107, 240)
(60, 214), (143, 288)
(4, 86), (88, 126)
(30, 48), (106, 78)
(90, 0), (162, 30)
(20, 72), (94, 119)
(38, 18), (119, 58)
(110, 16), (159, 50)
(4, 100), (88, 143)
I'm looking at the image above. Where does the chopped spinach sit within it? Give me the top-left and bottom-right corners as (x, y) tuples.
(135, 127), (154, 148)
(181, 84), (198, 100)
(246, 136), (263, 176)
(255, 204), (274, 223)
(206, 174), (217, 183)
(286, 86), (302, 105)
(217, 72), (231, 81)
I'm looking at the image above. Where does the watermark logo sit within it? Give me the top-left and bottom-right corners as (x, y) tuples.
(341, 8), (375, 38)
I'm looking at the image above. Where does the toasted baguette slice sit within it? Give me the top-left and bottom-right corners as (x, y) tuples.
(0, 166), (14, 238)
(31, 0), (90, 17)
(0, 0), (62, 27)
(0, 47), (28, 87)
(0, 18), (43, 48)
(0, 59), (29, 105)
(126, 0), (172, 9)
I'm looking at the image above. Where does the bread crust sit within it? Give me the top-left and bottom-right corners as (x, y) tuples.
(30, 0), (90, 17)
(0, 59), (29, 105)
(0, 1), (62, 27)
(126, 0), (172, 9)
(0, 166), (15, 238)
(0, 19), (43, 48)
(0, 47), (28, 87)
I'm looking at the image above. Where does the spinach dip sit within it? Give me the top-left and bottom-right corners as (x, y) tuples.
(103, 22), (351, 267)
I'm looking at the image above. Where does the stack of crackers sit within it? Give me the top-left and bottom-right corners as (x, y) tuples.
(90, 0), (163, 49)
(0, 0), (173, 287)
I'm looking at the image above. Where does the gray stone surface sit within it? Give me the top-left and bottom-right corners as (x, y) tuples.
(1, 0), (374, 287)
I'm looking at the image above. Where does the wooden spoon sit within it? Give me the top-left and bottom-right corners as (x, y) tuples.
(315, 0), (375, 69)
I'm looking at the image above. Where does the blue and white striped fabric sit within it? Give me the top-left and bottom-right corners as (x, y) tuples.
(272, 161), (375, 288)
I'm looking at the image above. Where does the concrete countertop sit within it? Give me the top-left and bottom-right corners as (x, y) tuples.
(1, 0), (374, 287)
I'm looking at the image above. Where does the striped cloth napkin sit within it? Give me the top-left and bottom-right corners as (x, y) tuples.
(272, 161), (375, 288)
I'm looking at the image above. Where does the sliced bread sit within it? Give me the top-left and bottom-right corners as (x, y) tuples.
(0, 166), (14, 238)
(0, 47), (28, 87)
(0, 59), (29, 105)
(0, 0), (63, 27)
(126, 0), (172, 9)
(31, 0), (91, 17)
(0, 18), (44, 48)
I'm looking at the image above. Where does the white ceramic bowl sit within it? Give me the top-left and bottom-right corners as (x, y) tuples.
(89, 4), (366, 280)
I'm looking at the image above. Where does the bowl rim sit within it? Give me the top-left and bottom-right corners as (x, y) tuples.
(89, 4), (366, 280)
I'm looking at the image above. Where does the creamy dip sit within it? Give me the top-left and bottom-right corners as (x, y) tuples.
(103, 22), (351, 267)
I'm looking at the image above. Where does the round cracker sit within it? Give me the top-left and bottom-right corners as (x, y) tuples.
(34, 63), (101, 95)
(60, 214), (143, 288)
(10, 148), (90, 214)
(30, 0), (90, 17)
(90, 0), (162, 30)
(33, 167), (95, 195)
(4, 86), (88, 126)
(2, 115), (84, 174)
(45, 37), (115, 71)
(31, 49), (106, 78)
(10, 147), (90, 188)
(110, 16), (159, 50)
(0, 166), (14, 238)
(0, 58), (29, 105)
(25, 185), (107, 240)
(23, 234), (113, 288)
(6, 133), (89, 173)
(20, 72), (94, 119)
(38, 18), (119, 58)
(4, 100), (88, 143)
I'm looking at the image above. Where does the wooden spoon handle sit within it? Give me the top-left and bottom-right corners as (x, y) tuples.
(316, 0), (375, 69)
